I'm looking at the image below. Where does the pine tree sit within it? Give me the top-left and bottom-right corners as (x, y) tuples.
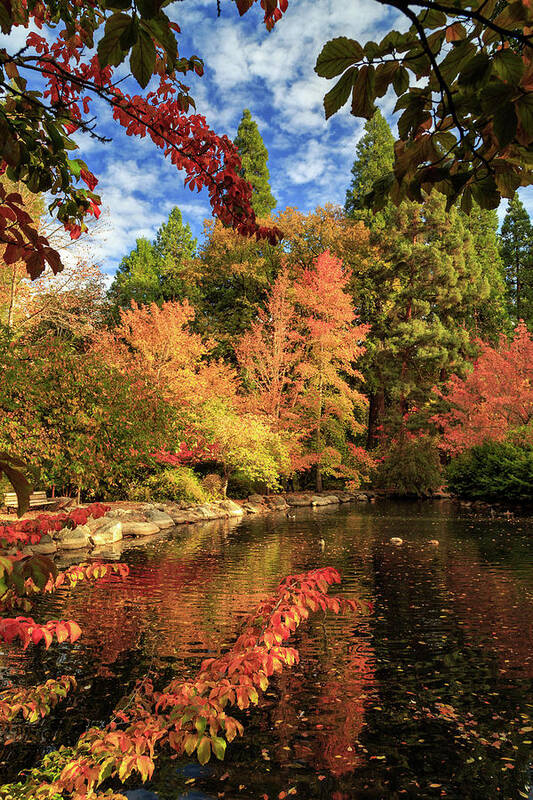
(368, 196), (483, 425)
(499, 195), (533, 327)
(344, 109), (394, 224)
(108, 207), (198, 315)
(234, 109), (276, 218)
(460, 204), (509, 340)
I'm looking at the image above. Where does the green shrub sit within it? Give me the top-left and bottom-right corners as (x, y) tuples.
(131, 467), (207, 504)
(373, 435), (442, 496)
(446, 440), (533, 503)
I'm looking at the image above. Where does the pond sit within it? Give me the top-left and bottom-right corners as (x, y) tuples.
(2, 500), (533, 799)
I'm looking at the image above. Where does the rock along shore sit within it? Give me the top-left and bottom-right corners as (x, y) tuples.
(20, 490), (375, 557)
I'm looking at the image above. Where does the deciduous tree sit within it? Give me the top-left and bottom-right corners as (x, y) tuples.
(293, 251), (369, 491)
(434, 322), (533, 455)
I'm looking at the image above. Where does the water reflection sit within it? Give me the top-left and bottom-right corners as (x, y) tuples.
(1, 501), (533, 799)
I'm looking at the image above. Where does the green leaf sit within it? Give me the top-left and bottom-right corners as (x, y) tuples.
(493, 103), (517, 148)
(196, 736), (211, 765)
(458, 53), (492, 88)
(130, 28), (156, 88)
(142, 14), (177, 66)
(315, 36), (363, 79)
(136, 0), (160, 18)
(392, 66), (409, 96)
(421, 8), (446, 28)
(103, 0), (131, 9)
(495, 167), (521, 198)
(97, 13), (132, 68)
(516, 94), (533, 135)
(440, 41), (476, 84)
(492, 50), (524, 84)
(351, 65), (376, 120)
(471, 175), (500, 209)
(195, 716), (207, 735)
(211, 736), (227, 761)
(374, 61), (398, 98)
(323, 66), (357, 119)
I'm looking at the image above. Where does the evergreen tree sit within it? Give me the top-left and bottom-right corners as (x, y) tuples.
(108, 207), (198, 315)
(234, 109), (276, 218)
(344, 109), (394, 224)
(366, 197), (484, 431)
(460, 204), (509, 340)
(499, 195), (533, 327)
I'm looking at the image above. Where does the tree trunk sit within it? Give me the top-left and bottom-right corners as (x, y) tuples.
(367, 390), (385, 450)
(6, 264), (17, 330)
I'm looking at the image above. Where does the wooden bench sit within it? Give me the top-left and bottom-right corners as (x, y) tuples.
(3, 491), (57, 512)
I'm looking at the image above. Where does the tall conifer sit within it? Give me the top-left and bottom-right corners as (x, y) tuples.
(234, 109), (276, 218)
(108, 207), (198, 314)
(500, 195), (533, 327)
(344, 109), (394, 225)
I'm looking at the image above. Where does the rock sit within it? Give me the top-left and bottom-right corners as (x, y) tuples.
(267, 495), (289, 511)
(167, 510), (197, 524)
(248, 494), (264, 505)
(219, 499), (244, 517)
(144, 509), (175, 529)
(86, 516), (109, 533)
(336, 492), (355, 503)
(390, 537), (403, 545)
(242, 501), (264, 514)
(356, 494), (369, 502)
(57, 524), (91, 550)
(286, 494), (314, 507)
(32, 534), (57, 555)
(311, 495), (336, 506)
(107, 509), (147, 521)
(90, 520), (123, 546)
(195, 503), (226, 520)
(325, 494), (340, 504)
(121, 521), (160, 537)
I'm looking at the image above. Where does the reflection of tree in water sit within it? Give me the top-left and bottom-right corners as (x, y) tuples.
(354, 540), (533, 799)
(3, 505), (533, 799)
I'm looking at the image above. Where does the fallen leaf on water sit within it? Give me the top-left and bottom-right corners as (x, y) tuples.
(220, 773), (229, 781)
(318, 775), (326, 781)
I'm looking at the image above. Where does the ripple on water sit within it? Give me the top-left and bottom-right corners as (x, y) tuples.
(1, 501), (533, 799)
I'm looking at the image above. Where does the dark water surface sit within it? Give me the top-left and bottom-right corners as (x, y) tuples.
(2, 500), (533, 799)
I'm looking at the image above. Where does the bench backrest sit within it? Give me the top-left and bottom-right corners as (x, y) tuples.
(4, 491), (49, 507)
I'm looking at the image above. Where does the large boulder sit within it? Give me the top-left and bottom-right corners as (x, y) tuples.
(144, 509), (175, 529)
(242, 501), (264, 514)
(32, 534), (57, 555)
(86, 515), (109, 533)
(336, 492), (356, 503)
(247, 494), (264, 505)
(121, 520), (160, 537)
(266, 496), (289, 511)
(356, 493), (369, 502)
(311, 495), (337, 506)
(219, 499), (244, 517)
(286, 494), (314, 507)
(89, 519), (123, 546)
(195, 504), (226, 520)
(57, 524), (91, 550)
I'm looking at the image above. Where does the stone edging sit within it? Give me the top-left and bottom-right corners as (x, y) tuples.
(25, 491), (373, 557)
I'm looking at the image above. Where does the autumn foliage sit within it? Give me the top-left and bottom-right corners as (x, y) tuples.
(1, 566), (360, 798)
(434, 323), (533, 455)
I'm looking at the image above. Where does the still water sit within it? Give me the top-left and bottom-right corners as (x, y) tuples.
(2, 500), (533, 799)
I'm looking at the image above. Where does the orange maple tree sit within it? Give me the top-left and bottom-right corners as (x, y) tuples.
(434, 323), (533, 455)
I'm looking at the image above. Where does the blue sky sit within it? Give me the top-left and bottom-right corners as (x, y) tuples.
(3, 0), (533, 280)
